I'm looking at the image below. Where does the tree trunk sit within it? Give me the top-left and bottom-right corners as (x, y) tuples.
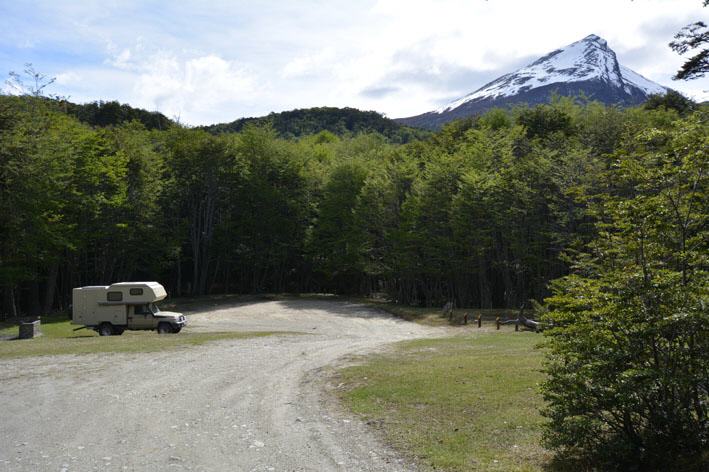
(42, 263), (58, 314)
(176, 251), (182, 297)
(28, 280), (41, 316)
(478, 255), (492, 309)
(7, 287), (18, 319)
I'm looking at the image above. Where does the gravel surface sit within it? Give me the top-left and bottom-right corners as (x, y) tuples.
(0, 299), (445, 471)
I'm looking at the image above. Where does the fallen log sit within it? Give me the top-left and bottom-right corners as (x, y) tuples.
(499, 304), (542, 332)
(518, 314), (540, 331)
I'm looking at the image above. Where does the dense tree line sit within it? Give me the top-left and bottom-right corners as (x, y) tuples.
(63, 100), (173, 130)
(0, 94), (705, 319)
(200, 106), (429, 142)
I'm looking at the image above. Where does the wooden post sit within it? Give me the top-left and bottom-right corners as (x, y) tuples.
(463, 313), (468, 325)
(477, 314), (482, 328)
(515, 321), (519, 332)
(496, 317), (500, 330)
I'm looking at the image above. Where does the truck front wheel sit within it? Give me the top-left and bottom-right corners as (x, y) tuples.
(157, 322), (174, 334)
(98, 323), (114, 336)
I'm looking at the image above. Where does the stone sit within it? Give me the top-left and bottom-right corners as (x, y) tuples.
(19, 320), (41, 339)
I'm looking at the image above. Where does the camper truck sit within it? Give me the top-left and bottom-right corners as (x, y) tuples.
(72, 282), (187, 336)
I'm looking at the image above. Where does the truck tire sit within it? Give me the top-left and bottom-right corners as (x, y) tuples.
(173, 326), (182, 334)
(98, 323), (114, 336)
(157, 322), (174, 334)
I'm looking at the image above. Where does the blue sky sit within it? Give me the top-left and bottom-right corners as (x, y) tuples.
(1, 0), (707, 125)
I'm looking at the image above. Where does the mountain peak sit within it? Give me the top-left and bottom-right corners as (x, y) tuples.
(582, 33), (606, 45)
(398, 35), (667, 129)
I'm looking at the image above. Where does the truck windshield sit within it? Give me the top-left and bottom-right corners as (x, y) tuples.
(149, 303), (160, 314)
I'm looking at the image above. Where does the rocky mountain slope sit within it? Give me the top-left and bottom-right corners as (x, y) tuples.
(397, 34), (667, 129)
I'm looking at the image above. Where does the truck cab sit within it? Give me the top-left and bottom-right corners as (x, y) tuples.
(72, 282), (187, 336)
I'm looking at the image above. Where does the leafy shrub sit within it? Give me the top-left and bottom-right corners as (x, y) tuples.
(541, 116), (709, 471)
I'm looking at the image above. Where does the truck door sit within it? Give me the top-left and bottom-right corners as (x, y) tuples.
(129, 304), (152, 329)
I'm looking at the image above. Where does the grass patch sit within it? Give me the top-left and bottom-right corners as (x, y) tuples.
(337, 332), (549, 471)
(0, 313), (280, 359)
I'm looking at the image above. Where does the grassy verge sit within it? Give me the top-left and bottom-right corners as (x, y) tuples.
(336, 331), (549, 471)
(0, 313), (280, 359)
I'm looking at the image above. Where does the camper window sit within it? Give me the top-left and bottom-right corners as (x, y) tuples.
(107, 291), (123, 302)
(129, 288), (144, 296)
(135, 304), (151, 315)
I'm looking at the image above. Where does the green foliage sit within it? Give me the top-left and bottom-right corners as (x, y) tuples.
(670, 0), (707, 80)
(63, 100), (173, 130)
(478, 107), (512, 130)
(644, 89), (695, 115)
(201, 106), (429, 143)
(310, 161), (369, 292)
(0, 97), (705, 330)
(670, 14), (708, 80)
(541, 115), (709, 470)
(516, 105), (575, 139)
(0, 96), (174, 130)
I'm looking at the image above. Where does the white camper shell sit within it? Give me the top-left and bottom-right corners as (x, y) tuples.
(72, 282), (186, 336)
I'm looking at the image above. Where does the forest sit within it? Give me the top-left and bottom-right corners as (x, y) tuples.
(0, 93), (706, 319)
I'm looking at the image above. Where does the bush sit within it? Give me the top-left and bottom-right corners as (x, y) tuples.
(540, 117), (709, 471)
(644, 90), (695, 116)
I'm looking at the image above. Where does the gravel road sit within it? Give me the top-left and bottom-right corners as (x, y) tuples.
(0, 299), (445, 471)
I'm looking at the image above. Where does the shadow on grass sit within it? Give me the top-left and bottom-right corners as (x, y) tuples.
(542, 456), (590, 472)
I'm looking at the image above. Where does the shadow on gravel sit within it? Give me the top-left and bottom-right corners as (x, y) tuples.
(174, 296), (415, 324)
(168, 294), (395, 317)
(274, 299), (413, 323)
(166, 294), (279, 314)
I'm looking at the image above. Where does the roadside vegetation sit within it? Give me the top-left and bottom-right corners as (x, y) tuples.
(337, 331), (547, 471)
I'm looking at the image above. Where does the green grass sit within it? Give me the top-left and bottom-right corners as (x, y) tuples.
(0, 313), (280, 359)
(336, 331), (549, 471)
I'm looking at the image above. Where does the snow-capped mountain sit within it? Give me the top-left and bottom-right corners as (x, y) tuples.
(397, 34), (667, 129)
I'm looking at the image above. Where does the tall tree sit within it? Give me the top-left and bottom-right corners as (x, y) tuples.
(541, 114), (709, 470)
(670, 0), (709, 80)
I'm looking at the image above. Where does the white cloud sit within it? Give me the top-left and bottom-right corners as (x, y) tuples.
(3, 0), (707, 124)
(127, 52), (262, 124)
(282, 48), (337, 78)
(55, 71), (81, 85)
(108, 48), (132, 69)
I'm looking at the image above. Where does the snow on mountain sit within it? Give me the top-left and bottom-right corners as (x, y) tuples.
(619, 64), (667, 96)
(434, 34), (666, 114)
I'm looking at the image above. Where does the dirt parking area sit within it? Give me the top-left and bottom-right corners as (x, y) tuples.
(0, 299), (445, 471)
